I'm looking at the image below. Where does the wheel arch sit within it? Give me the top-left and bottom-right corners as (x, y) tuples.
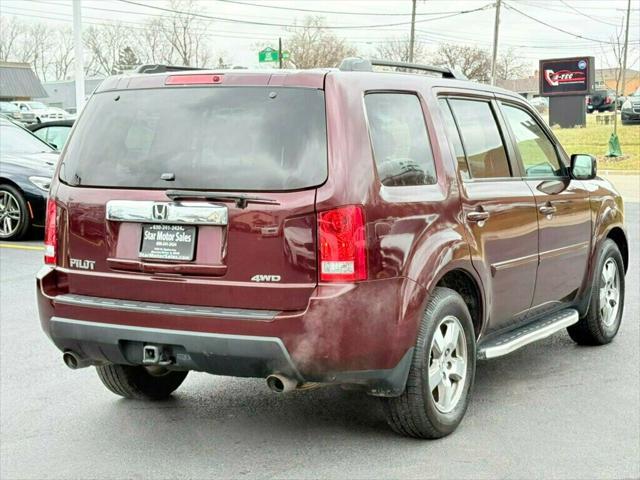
(433, 266), (485, 338)
(0, 177), (24, 193)
(606, 226), (628, 273)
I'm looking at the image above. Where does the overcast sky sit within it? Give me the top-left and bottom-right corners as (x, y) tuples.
(2, 0), (639, 73)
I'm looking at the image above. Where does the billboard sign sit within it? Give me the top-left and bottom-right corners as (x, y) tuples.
(539, 56), (595, 96)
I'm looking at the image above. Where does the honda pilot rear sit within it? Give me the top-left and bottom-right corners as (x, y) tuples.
(37, 69), (409, 405)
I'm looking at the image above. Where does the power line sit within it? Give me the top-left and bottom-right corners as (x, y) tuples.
(523, 0), (639, 12)
(116, 0), (494, 30)
(515, 0), (627, 23)
(558, 0), (623, 27)
(503, 2), (632, 45)
(213, 0), (467, 17)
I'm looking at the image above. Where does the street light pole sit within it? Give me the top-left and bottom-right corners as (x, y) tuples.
(73, 0), (85, 112)
(490, 0), (502, 86)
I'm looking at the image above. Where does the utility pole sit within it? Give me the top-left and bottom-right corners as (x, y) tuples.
(490, 0), (502, 86)
(278, 37), (283, 69)
(620, 0), (631, 98)
(611, 0), (631, 142)
(408, 0), (417, 63)
(73, 0), (85, 112)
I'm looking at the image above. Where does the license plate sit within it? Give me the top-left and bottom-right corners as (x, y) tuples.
(140, 224), (196, 261)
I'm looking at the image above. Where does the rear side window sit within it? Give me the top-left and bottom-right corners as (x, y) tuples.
(449, 99), (511, 179)
(438, 98), (469, 180)
(365, 93), (436, 187)
(60, 87), (327, 191)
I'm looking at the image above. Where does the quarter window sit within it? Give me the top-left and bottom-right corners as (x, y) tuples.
(365, 93), (437, 187)
(449, 99), (511, 179)
(438, 98), (469, 180)
(501, 104), (564, 177)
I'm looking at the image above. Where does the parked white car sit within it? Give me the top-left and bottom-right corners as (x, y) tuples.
(12, 101), (68, 123)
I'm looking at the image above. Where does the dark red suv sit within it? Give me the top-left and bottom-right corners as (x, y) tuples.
(37, 60), (628, 439)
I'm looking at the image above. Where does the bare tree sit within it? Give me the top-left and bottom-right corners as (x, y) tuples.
(376, 36), (427, 63)
(286, 16), (356, 69)
(51, 27), (74, 80)
(430, 43), (491, 82)
(496, 47), (526, 81)
(156, 0), (212, 67)
(23, 23), (54, 81)
(138, 18), (177, 65)
(84, 23), (138, 75)
(0, 17), (26, 62)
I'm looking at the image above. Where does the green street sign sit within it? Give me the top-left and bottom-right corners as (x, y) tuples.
(258, 47), (290, 63)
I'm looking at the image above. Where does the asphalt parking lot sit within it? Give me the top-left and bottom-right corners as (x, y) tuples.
(1, 204), (638, 480)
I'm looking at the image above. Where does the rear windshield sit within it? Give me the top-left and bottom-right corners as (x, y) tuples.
(60, 87), (327, 191)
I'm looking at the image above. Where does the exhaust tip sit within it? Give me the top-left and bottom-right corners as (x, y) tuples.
(266, 375), (285, 393)
(63, 351), (90, 370)
(266, 374), (298, 393)
(63, 351), (79, 369)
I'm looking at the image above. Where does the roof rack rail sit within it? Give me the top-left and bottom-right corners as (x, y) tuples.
(136, 64), (206, 74)
(338, 57), (467, 80)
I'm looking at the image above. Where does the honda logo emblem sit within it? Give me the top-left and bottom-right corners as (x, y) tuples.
(152, 203), (169, 221)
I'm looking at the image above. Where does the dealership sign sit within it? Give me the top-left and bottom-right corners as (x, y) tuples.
(539, 57), (595, 96)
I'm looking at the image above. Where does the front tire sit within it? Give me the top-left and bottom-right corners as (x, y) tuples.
(96, 364), (188, 400)
(382, 287), (476, 439)
(0, 184), (30, 241)
(568, 239), (625, 345)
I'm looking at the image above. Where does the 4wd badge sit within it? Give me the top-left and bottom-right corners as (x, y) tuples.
(251, 274), (281, 282)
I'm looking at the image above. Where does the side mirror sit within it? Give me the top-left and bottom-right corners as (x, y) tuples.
(570, 154), (597, 180)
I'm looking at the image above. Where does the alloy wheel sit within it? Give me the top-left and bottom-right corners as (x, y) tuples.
(0, 191), (22, 239)
(600, 258), (620, 327)
(428, 315), (467, 414)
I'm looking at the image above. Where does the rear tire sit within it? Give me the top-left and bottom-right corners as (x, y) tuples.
(96, 364), (188, 400)
(568, 239), (625, 345)
(382, 287), (476, 439)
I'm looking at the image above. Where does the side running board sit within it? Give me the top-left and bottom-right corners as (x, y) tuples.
(478, 309), (579, 360)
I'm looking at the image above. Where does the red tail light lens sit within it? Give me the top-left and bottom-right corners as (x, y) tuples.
(605, 96), (612, 104)
(44, 199), (57, 265)
(318, 205), (367, 282)
(165, 74), (223, 85)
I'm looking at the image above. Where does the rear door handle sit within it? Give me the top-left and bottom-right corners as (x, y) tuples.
(466, 211), (490, 222)
(539, 204), (557, 216)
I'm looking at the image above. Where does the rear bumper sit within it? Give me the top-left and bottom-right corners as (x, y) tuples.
(37, 267), (423, 396)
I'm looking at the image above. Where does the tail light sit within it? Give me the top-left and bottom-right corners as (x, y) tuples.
(318, 205), (367, 282)
(605, 96), (612, 104)
(165, 74), (223, 85)
(44, 199), (57, 265)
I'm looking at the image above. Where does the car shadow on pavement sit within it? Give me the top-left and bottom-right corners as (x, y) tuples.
(92, 331), (604, 441)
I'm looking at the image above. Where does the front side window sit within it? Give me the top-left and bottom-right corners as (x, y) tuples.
(365, 93), (437, 187)
(449, 99), (511, 179)
(501, 104), (563, 177)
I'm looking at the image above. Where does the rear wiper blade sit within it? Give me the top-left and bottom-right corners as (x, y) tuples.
(165, 189), (279, 209)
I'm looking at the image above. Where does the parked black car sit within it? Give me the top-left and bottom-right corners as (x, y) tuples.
(28, 119), (75, 150)
(587, 89), (625, 113)
(0, 117), (57, 240)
